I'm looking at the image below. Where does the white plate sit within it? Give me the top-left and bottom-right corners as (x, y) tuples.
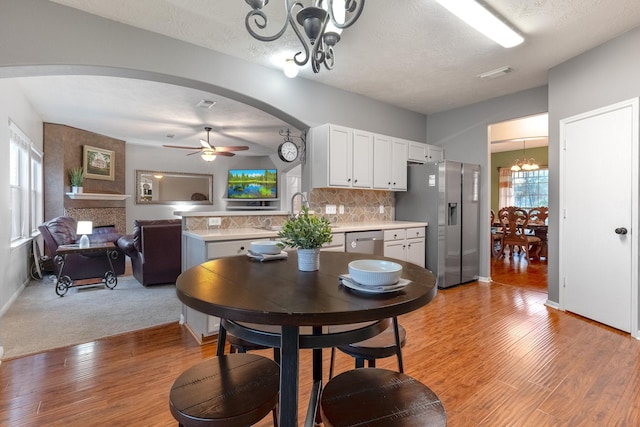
(339, 275), (410, 294)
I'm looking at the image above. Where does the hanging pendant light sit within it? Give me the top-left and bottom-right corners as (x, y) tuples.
(511, 140), (538, 171)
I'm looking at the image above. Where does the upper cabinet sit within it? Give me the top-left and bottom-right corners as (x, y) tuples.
(309, 124), (439, 192)
(407, 141), (444, 164)
(373, 135), (407, 191)
(310, 124), (373, 189)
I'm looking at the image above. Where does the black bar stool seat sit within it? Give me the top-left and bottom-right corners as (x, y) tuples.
(320, 368), (446, 427)
(169, 353), (279, 427)
(329, 317), (406, 377)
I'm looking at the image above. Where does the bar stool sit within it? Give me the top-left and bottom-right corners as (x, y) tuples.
(169, 353), (279, 427)
(320, 368), (446, 427)
(218, 322), (281, 364)
(328, 317), (406, 378)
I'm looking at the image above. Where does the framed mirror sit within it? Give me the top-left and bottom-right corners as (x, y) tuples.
(135, 170), (213, 205)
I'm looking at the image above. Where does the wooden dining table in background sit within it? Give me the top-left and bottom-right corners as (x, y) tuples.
(176, 251), (437, 427)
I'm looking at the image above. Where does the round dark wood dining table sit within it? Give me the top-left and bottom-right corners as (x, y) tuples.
(176, 251), (437, 427)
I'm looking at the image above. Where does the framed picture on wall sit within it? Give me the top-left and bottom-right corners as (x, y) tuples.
(83, 145), (115, 181)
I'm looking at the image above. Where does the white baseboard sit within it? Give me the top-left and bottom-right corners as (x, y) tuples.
(545, 299), (560, 310)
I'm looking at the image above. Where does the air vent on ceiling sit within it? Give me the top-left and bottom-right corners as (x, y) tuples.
(477, 66), (513, 80)
(196, 100), (216, 109)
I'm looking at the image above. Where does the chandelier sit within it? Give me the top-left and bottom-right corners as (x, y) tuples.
(244, 0), (366, 73)
(511, 140), (539, 171)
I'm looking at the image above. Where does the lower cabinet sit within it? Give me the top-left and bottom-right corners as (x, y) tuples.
(181, 237), (256, 344)
(383, 227), (426, 268)
(182, 233), (346, 344)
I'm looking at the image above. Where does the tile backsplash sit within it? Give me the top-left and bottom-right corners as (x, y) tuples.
(184, 188), (394, 231)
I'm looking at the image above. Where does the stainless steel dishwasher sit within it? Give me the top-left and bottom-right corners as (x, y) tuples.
(345, 230), (384, 255)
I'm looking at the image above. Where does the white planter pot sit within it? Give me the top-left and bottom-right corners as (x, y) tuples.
(297, 248), (320, 271)
(71, 186), (83, 194)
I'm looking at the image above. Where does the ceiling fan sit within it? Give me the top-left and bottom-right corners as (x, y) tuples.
(163, 126), (249, 160)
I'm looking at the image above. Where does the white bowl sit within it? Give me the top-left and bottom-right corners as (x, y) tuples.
(348, 259), (403, 286)
(250, 240), (281, 255)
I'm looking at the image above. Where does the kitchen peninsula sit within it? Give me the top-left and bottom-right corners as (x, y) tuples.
(176, 209), (428, 343)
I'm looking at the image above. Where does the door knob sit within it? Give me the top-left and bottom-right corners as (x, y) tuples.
(615, 227), (628, 235)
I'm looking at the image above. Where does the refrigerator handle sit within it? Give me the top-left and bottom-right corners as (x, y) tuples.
(448, 202), (458, 226)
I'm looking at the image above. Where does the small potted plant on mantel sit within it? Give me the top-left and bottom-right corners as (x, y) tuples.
(277, 205), (333, 271)
(68, 167), (85, 194)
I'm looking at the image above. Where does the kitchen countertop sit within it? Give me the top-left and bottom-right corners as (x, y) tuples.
(183, 220), (428, 242)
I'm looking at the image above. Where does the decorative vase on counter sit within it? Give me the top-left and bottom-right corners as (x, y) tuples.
(297, 248), (320, 272)
(71, 186), (83, 194)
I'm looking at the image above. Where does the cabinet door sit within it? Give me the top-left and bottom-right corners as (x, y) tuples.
(352, 129), (373, 188)
(328, 125), (352, 187)
(406, 237), (425, 267)
(373, 134), (392, 189)
(207, 239), (253, 259)
(390, 139), (408, 190)
(427, 145), (444, 163)
(384, 240), (405, 262)
(408, 141), (428, 163)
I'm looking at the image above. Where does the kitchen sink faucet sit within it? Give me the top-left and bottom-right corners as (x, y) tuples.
(290, 192), (309, 218)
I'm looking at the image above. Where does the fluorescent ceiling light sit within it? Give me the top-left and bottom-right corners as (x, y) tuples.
(435, 0), (524, 48)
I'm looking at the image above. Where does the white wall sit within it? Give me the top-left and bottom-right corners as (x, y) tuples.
(124, 144), (281, 233)
(547, 25), (640, 305)
(0, 79), (44, 358)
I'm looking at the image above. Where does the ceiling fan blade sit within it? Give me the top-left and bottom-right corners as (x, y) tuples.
(186, 151), (201, 156)
(216, 151), (235, 157)
(163, 144), (202, 150)
(213, 146), (250, 152)
(199, 139), (212, 149)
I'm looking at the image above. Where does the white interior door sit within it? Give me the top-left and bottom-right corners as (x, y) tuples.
(560, 99), (638, 334)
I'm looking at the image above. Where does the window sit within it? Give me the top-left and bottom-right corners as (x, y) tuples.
(499, 167), (548, 210)
(9, 121), (42, 242)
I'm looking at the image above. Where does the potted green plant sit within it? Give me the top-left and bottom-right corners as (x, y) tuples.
(68, 167), (85, 193)
(277, 205), (333, 271)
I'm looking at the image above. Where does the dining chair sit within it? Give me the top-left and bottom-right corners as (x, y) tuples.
(169, 353), (280, 427)
(528, 206), (548, 225)
(527, 206), (549, 258)
(320, 367), (447, 427)
(490, 210), (503, 257)
(497, 206), (541, 261)
(328, 317), (406, 378)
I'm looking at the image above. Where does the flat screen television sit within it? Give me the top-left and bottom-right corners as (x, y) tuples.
(227, 168), (278, 199)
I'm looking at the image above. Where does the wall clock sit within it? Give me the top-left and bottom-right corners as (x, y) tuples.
(278, 140), (299, 162)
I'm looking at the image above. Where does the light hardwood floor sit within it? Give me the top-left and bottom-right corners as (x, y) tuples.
(1, 256), (639, 426)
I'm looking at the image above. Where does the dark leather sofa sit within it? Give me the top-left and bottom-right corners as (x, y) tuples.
(38, 216), (126, 281)
(117, 219), (182, 286)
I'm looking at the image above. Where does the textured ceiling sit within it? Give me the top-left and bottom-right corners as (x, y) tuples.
(15, 1), (640, 153)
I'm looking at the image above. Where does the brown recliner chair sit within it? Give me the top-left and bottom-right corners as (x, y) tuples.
(117, 219), (182, 286)
(38, 216), (126, 281)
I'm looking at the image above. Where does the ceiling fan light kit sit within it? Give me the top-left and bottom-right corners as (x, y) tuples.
(244, 0), (365, 74)
(162, 127), (249, 160)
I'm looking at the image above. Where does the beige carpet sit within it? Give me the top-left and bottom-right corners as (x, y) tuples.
(0, 273), (181, 360)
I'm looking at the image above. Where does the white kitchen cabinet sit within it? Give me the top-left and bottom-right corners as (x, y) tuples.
(182, 236), (271, 344)
(383, 227), (425, 267)
(373, 136), (407, 191)
(351, 129), (374, 188)
(407, 141), (444, 164)
(427, 145), (444, 163)
(405, 227), (426, 268)
(310, 124), (373, 189)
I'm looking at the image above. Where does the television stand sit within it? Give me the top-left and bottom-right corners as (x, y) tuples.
(224, 199), (280, 211)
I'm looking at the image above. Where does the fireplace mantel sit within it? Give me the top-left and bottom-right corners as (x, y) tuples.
(65, 193), (130, 201)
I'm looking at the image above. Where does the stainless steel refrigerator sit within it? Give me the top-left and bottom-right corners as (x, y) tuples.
(396, 160), (480, 288)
